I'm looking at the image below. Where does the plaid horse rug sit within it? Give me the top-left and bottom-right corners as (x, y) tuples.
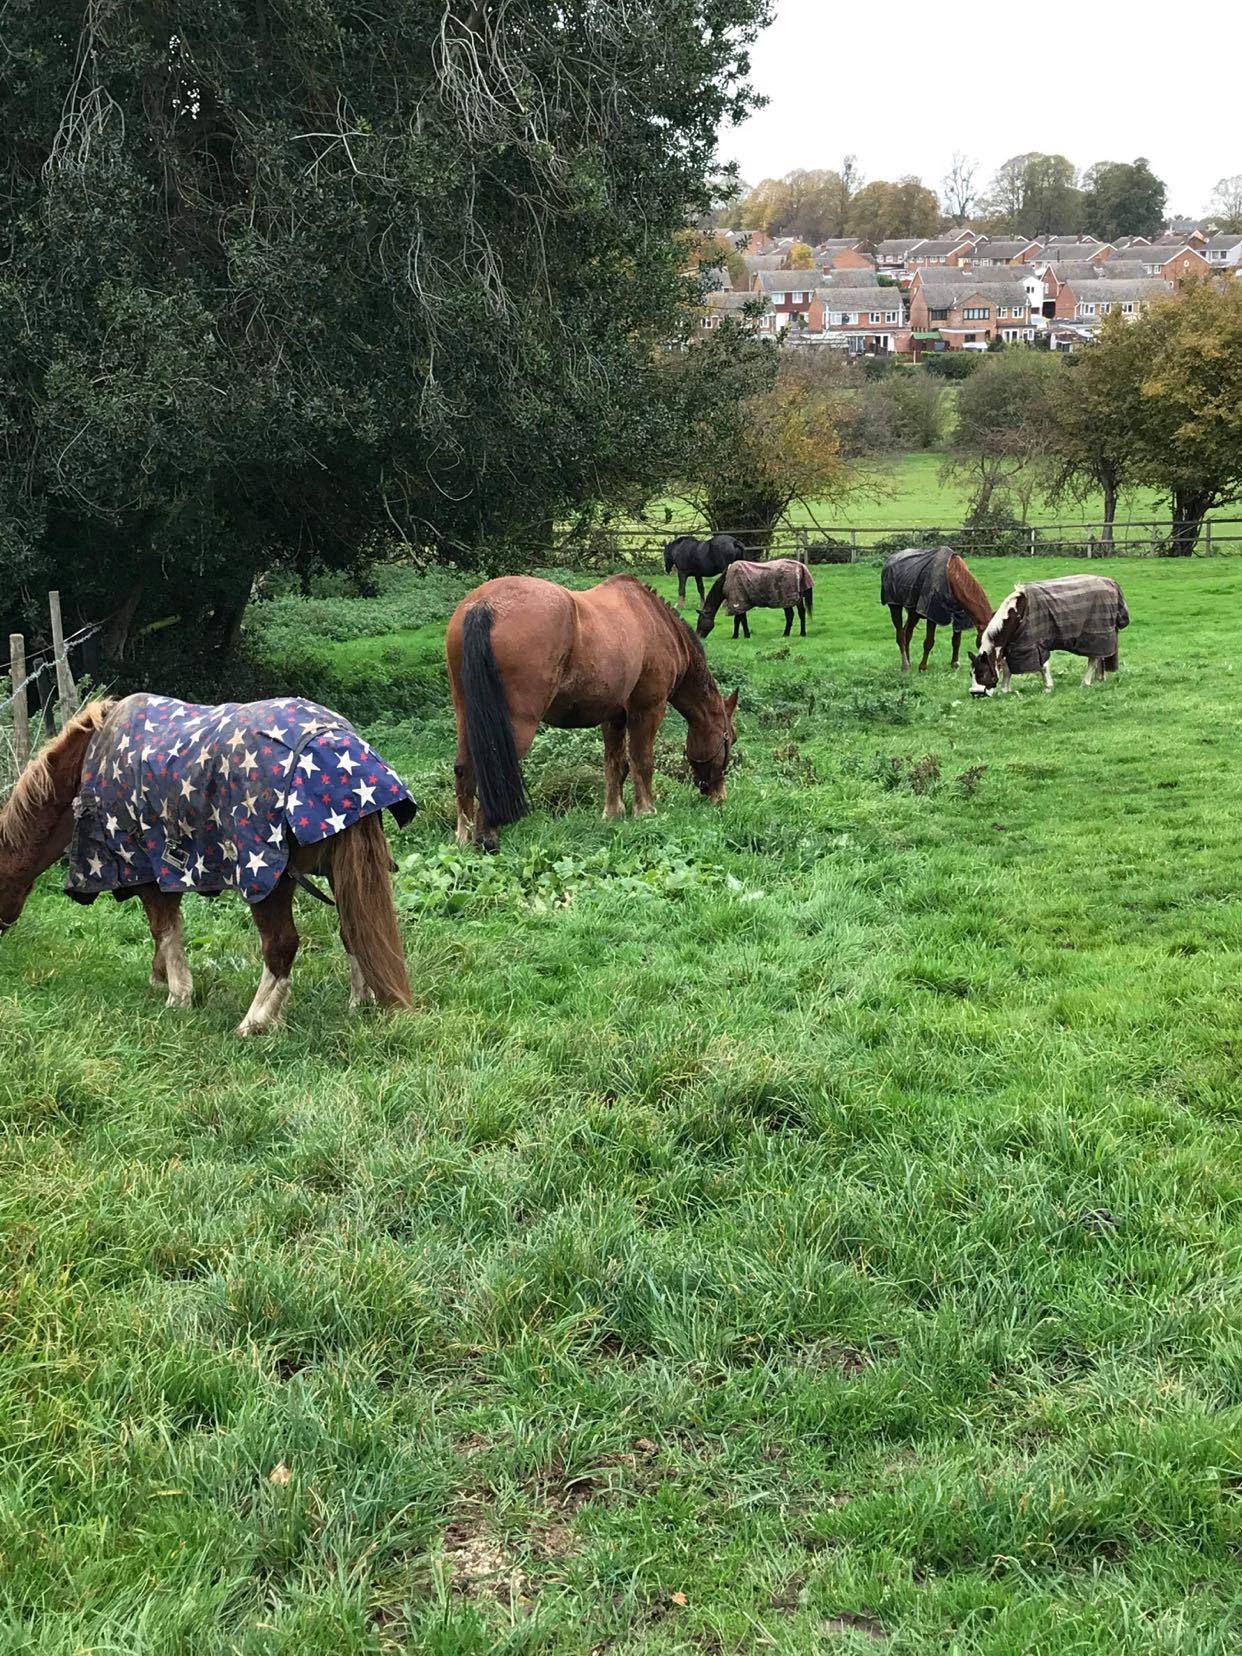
(66, 694), (416, 906)
(722, 559), (814, 615)
(881, 546), (973, 631)
(1005, 576), (1130, 674)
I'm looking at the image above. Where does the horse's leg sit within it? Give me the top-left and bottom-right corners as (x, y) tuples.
(453, 733), (477, 847)
(627, 703), (664, 817)
(1042, 660), (1054, 693)
(695, 574), (706, 607)
(741, 612), (751, 638)
(602, 715), (629, 819)
(783, 607), (793, 637)
(733, 614), (742, 639)
(889, 604), (909, 671)
(676, 570), (687, 610)
(903, 610), (920, 671)
(950, 628), (963, 669)
(236, 877), (299, 1036)
(1000, 661), (1012, 693)
(799, 601), (807, 637)
(139, 886), (192, 1008)
(918, 621), (937, 673)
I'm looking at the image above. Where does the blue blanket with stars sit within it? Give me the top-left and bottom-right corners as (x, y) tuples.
(67, 694), (416, 906)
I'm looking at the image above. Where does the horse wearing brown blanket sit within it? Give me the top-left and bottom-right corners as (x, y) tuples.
(696, 559), (814, 640)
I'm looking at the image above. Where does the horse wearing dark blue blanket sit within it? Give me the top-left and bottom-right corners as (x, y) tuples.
(970, 576), (1130, 695)
(663, 534), (748, 610)
(0, 694), (416, 1034)
(881, 547), (994, 672)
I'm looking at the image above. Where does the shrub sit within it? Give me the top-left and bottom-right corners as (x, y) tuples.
(923, 351), (980, 381)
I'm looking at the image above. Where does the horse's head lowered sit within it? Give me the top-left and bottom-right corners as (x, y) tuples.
(0, 701), (114, 934)
(969, 588), (1024, 696)
(968, 648), (1002, 697)
(686, 689), (738, 803)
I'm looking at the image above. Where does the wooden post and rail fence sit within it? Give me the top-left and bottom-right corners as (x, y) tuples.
(556, 514), (1242, 568)
(3, 591), (91, 791)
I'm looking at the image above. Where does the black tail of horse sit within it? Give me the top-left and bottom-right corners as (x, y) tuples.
(804, 586), (814, 618)
(460, 603), (528, 827)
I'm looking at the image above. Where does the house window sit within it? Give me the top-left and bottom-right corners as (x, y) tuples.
(1123, 302), (1134, 313)
(930, 308), (950, 321)
(885, 311), (898, 323)
(869, 312), (881, 324)
(962, 306), (990, 320)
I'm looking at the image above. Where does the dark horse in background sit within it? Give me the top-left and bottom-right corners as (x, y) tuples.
(446, 574), (737, 847)
(663, 534), (748, 610)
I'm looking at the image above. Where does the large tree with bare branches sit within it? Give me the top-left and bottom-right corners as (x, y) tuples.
(0, 1), (769, 661)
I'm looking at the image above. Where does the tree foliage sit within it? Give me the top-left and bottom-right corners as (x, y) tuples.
(1125, 283), (1242, 552)
(670, 338), (861, 541)
(1042, 312), (1149, 541)
(734, 160), (865, 243)
(1209, 175), (1242, 234)
(981, 153), (1083, 235)
(846, 178), (941, 245)
(943, 350), (1063, 518)
(0, 0), (769, 657)
(1081, 159), (1167, 241)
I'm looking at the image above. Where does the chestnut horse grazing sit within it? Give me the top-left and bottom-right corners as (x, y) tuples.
(446, 574), (737, 847)
(881, 547), (994, 672)
(0, 696), (415, 1034)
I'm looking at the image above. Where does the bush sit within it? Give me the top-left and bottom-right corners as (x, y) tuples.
(804, 539), (855, 563)
(923, 352), (980, 381)
(958, 504), (1041, 557)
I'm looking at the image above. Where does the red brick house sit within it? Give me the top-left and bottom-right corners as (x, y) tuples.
(1042, 260), (1145, 318)
(907, 273), (1034, 345)
(753, 270), (822, 322)
(906, 235), (975, 268)
(803, 287), (906, 353)
(966, 237), (1043, 268)
(1134, 245), (1211, 288)
(1065, 277), (1173, 322)
(816, 238), (875, 272)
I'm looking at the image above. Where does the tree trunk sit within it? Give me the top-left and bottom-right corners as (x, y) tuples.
(1168, 489), (1212, 557)
(1099, 478), (1117, 550)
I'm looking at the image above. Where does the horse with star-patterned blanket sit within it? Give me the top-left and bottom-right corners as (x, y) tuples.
(0, 694), (416, 1035)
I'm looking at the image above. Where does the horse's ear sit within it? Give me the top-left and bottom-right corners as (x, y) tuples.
(724, 690), (739, 715)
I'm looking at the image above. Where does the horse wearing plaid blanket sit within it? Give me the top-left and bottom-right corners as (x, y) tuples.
(0, 695), (415, 1034)
(969, 576), (1130, 696)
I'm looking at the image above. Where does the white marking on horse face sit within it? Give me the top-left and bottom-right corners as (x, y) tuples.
(980, 589), (1023, 653)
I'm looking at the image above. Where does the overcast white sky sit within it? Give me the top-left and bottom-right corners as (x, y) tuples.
(721, 1), (1242, 219)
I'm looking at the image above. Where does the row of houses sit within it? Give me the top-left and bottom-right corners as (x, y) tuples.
(701, 224), (1239, 356)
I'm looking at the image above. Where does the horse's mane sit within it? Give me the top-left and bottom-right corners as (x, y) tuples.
(603, 574), (709, 665)
(0, 699), (114, 848)
(947, 553), (996, 626)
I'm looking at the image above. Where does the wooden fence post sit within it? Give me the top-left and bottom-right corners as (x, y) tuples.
(48, 591), (78, 722)
(1205, 520), (1213, 555)
(8, 633), (29, 769)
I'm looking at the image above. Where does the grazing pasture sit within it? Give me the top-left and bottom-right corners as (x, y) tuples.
(2, 557), (1241, 1652)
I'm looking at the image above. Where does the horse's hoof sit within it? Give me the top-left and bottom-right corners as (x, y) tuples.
(165, 991), (192, 1010)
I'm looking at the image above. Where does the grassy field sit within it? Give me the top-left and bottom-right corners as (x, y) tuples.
(3, 558), (1242, 1652)
(642, 452), (1240, 537)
